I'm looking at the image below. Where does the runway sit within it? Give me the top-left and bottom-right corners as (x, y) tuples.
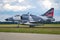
(0, 32), (60, 40)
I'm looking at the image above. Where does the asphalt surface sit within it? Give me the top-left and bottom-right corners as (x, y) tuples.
(0, 32), (60, 40)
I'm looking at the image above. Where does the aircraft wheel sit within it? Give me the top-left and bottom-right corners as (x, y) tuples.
(29, 25), (35, 28)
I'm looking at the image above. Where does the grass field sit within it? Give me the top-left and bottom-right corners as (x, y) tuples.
(0, 24), (60, 34)
(0, 24), (60, 27)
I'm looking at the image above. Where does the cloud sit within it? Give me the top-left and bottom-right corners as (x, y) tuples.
(52, 3), (60, 10)
(0, 3), (3, 11)
(0, 4), (2, 9)
(54, 16), (60, 21)
(2, 0), (25, 4)
(42, 0), (52, 9)
(2, 0), (16, 3)
(38, 0), (60, 10)
(18, 0), (25, 3)
(0, 0), (35, 11)
(3, 4), (34, 11)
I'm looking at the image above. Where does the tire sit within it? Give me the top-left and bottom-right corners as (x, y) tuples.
(29, 25), (35, 28)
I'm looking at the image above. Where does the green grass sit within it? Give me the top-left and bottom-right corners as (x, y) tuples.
(0, 24), (60, 34)
(0, 28), (60, 34)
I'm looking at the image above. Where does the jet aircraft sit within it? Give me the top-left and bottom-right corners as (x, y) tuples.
(5, 8), (55, 27)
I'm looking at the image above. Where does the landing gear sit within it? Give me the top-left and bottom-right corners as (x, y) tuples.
(29, 25), (35, 28)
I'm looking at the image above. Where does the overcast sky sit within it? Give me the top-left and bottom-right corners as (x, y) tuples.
(0, 0), (60, 21)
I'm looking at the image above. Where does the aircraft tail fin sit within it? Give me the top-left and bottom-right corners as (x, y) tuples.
(42, 8), (54, 18)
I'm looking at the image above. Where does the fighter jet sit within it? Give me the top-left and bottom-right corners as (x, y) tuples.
(5, 8), (55, 27)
